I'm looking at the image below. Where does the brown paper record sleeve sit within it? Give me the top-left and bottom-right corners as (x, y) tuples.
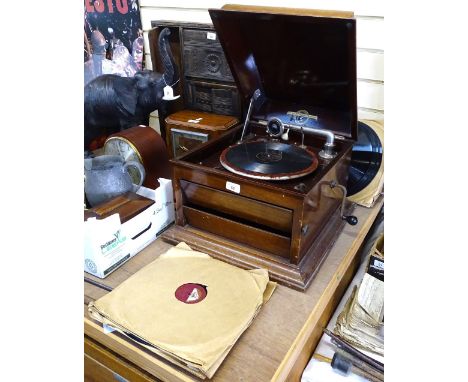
(88, 242), (276, 378)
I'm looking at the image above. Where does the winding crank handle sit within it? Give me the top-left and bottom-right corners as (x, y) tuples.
(329, 181), (358, 225)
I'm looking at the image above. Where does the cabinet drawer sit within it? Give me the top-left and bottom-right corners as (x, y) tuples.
(181, 180), (293, 233)
(183, 206), (291, 258)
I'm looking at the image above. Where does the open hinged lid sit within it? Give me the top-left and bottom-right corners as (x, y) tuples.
(208, 7), (358, 140)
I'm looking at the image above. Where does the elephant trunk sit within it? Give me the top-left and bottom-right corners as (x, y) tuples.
(158, 28), (178, 87)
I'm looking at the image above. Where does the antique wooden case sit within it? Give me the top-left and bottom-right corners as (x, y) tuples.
(162, 9), (358, 290)
(165, 110), (238, 157)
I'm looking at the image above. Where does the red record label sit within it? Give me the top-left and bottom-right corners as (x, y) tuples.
(174, 283), (207, 304)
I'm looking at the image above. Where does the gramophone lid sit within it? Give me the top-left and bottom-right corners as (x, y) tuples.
(208, 8), (357, 140)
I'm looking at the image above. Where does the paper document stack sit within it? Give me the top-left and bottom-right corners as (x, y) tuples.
(334, 234), (384, 358)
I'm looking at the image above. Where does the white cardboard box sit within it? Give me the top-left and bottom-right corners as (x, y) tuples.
(84, 178), (174, 278)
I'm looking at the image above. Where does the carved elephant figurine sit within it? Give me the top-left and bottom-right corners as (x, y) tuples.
(84, 28), (178, 151)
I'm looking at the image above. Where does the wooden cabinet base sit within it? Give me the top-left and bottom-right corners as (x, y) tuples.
(161, 203), (352, 291)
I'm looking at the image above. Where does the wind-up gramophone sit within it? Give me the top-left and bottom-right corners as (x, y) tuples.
(162, 7), (359, 290)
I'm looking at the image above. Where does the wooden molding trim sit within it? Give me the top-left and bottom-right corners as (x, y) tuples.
(221, 4), (354, 18)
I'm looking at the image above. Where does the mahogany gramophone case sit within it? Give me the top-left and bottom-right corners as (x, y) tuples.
(162, 8), (358, 290)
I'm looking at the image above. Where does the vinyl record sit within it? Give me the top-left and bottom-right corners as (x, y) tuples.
(220, 141), (319, 180)
(347, 121), (383, 196)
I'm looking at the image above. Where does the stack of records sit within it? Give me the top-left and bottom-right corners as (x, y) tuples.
(88, 242), (276, 378)
(347, 120), (384, 208)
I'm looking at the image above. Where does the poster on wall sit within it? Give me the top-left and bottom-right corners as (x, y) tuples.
(84, 0), (144, 85)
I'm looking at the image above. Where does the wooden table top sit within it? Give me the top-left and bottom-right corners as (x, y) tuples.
(84, 197), (383, 382)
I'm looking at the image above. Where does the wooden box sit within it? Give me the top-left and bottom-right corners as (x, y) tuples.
(165, 110), (239, 157)
(162, 9), (358, 291)
(163, 125), (354, 290)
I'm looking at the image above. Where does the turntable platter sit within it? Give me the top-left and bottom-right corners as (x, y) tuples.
(220, 141), (319, 180)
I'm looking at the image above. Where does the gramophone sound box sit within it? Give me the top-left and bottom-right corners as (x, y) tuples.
(162, 7), (359, 290)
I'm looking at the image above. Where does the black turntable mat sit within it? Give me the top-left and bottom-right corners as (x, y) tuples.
(347, 121), (383, 196)
(220, 141), (318, 180)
